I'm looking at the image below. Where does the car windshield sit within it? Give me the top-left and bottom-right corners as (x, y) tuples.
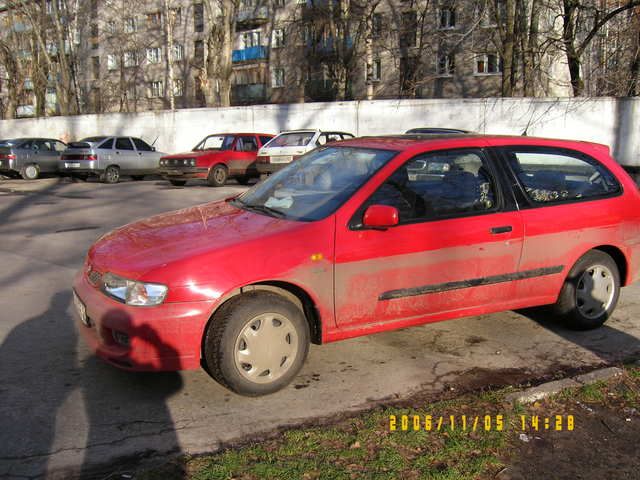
(194, 135), (235, 151)
(234, 146), (397, 221)
(0, 139), (16, 147)
(267, 132), (316, 148)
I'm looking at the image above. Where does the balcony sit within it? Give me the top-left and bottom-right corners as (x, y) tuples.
(236, 5), (269, 28)
(304, 36), (353, 59)
(231, 83), (267, 105)
(232, 45), (269, 63)
(304, 79), (337, 102)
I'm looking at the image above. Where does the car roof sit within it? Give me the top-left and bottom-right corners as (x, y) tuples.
(3, 137), (63, 142)
(277, 129), (353, 135)
(201, 133), (274, 136)
(333, 134), (611, 155)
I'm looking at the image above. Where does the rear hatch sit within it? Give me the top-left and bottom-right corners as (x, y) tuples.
(61, 142), (98, 164)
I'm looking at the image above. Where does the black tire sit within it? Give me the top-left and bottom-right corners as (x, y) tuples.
(207, 164), (228, 187)
(101, 165), (120, 184)
(131, 175), (145, 181)
(235, 175), (251, 185)
(20, 164), (40, 180)
(551, 250), (620, 330)
(203, 291), (310, 396)
(169, 179), (186, 187)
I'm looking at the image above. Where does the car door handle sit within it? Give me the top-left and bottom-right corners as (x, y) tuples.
(491, 226), (513, 234)
(115, 151), (120, 154)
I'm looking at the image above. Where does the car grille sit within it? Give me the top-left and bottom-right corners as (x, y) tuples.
(163, 158), (192, 167)
(87, 267), (102, 287)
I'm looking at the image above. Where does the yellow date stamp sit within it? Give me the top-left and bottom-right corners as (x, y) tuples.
(389, 414), (575, 432)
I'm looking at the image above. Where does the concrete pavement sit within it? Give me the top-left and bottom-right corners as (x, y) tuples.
(1, 177), (639, 479)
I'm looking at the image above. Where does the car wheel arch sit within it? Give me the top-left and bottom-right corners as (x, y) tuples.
(591, 245), (629, 286)
(200, 282), (323, 364)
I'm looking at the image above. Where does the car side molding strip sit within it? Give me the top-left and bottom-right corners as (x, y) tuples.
(378, 266), (565, 301)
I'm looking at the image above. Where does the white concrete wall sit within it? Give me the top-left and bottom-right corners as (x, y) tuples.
(1, 97), (639, 166)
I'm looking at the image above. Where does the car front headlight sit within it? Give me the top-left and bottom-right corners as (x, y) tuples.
(102, 273), (168, 306)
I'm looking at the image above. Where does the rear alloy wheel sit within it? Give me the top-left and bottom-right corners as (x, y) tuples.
(204, 291), (310, 396)
(207, 164), (228, 187)
(20, 164), (40, 180)
(552, 250), (620, 330)
(101, 165), (120, 184)
(169, 179), (186, 187)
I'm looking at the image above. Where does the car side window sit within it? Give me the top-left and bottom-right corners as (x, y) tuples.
(37, 140), (53, 151)
(316, 134), (328, 146)
(259, 136), (272, 146)
(505, 148), (621, 204)
(53, 141), (67, 152)
(238, 136), (258, 151)
(115, 137), (134, 150)
(132, 137), (153, 151)
(365, 149), (497, 224)
(99, 138), (114, 149)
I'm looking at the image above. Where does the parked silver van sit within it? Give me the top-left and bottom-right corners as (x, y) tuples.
(0, 138), (68, 180)
(59, 136), (164, 183)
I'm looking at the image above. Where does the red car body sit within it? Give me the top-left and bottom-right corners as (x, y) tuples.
(159, 133), (273, 184)
(74, 135), (640, 373)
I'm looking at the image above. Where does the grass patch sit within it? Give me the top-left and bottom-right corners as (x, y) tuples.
(137, 365), (640, 480)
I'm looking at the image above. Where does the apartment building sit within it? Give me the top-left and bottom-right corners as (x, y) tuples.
(0, 0), (572, 118)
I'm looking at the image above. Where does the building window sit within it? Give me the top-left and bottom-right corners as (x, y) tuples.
(24, 77), (33, 90)
(173, 79), (184, 97)
(124, 17), (138, 33)
(172, 43), (184, 61)
(149, 80), (164, 98)
(92, 56), (100, 79)
(194, 3), (204, 33)
(124, 51), (139, 67)
(372, 13), (383, 37)
(147, 12), (163, 28)
(169, 7), (182, 25)
(272, 28), (285, 48)
(107, 54), (117, 71)
(474, 53), (502, 75)
(439, 7), (456, 29)
(243, 31), (261, 48)
(400, 11), (417, 48)
(271, 67), (285, 88)
(146, 47), (162, 64)
(437, 53), (454, 76)
(194, 40), (204, 66)
(366, 59), (381, 82)
(478, 0), (506, 27)
(106, 20), (117, 35)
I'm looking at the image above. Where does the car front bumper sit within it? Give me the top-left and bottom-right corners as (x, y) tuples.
(73, 269), (214, 371)
(159, 167), (209, 180)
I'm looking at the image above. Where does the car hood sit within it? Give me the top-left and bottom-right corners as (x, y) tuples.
(88, 200), (299, 282)
(161, 150), (225, 159)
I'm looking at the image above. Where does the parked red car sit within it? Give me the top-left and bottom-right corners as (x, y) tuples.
(159, 133), (274, 186)
(74, 135), (640, 396)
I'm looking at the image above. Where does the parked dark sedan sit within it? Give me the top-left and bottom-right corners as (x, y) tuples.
(0, 138), (68, 179)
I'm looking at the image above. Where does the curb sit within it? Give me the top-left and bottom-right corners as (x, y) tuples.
(505, 366), (624, 404)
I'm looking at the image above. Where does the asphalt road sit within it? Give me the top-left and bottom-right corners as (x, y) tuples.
(1, 176), (639, 479)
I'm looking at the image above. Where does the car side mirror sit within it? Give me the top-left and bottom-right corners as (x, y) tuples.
(151, 146), (156, 152)
(362, 205), (399, 229)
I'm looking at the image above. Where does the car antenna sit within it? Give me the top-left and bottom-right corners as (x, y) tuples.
(151, 135), (159, 146)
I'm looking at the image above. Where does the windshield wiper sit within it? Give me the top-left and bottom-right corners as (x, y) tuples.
(231, 198), (286, 218)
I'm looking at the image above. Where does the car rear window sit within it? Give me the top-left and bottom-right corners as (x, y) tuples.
(505, 147), (621, 204)
(268, 132), (315, 148)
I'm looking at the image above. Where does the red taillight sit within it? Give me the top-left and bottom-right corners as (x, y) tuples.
(61, 154), (96, 161)
(257, 155), (270, 163)
(86, 154), (97, 160)
(0, 153), (15, 160)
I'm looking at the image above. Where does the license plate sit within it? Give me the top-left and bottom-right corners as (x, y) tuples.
(270, 155), (293, 164)
(73, 291), (90, 327)
(65, 162), (81, 168)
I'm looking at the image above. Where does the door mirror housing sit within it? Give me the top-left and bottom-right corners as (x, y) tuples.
(362, 205), (399, 229)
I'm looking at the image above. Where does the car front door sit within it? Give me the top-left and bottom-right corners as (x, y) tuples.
(131, 137), (158, 172)
(333, 147), (524, 330)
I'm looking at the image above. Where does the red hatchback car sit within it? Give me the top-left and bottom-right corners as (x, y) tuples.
(74, 135), (640, 396)
(158, 133), (274, 187)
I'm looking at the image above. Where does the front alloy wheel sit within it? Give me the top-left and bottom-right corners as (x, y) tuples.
(20, 164), (40, 180)
(204, 291), (310, 396)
